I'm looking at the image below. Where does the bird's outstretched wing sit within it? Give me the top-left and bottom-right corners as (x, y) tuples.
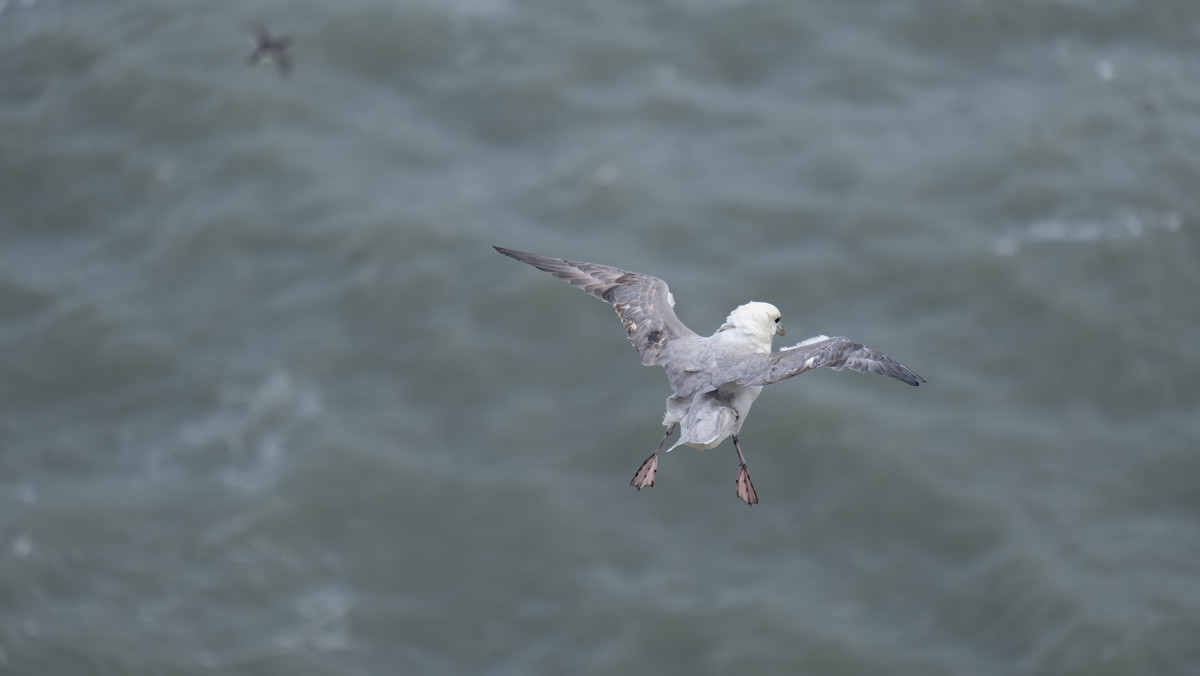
(737, 335), (925, 387)
(494, 247), (698, 366)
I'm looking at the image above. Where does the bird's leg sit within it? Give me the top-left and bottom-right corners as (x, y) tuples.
(630, 424), (675, 490)
(733, 435), (758, 505)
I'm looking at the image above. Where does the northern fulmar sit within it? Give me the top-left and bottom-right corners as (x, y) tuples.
(495, 247), (925, 505)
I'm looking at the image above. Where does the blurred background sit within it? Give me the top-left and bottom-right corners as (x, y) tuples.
(2, 0), (1198, 674)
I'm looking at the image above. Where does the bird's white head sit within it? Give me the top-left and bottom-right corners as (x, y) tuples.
(716, 301), (785, 353)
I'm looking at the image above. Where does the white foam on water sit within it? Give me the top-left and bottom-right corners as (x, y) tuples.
(273, 584), (356, 653)
(11, 535), (32, 558)
(177, 370), (322, 493)
(993, 210), (1183, 256)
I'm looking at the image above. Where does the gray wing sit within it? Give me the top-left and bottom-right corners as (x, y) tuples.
(737, 336), (925, 387)
(494, 247), (698, 366)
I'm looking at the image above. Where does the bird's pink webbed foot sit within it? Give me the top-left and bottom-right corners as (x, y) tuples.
(630, 424), (674, 490)
(630, 453), (658, 489)
(735, 464), (758, 505)
(732, 434), (758, 505)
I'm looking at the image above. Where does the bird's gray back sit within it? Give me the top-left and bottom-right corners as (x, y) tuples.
(659, 336), (771, 398)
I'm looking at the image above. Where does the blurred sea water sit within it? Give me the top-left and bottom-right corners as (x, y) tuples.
(2, 0), (1199, 674)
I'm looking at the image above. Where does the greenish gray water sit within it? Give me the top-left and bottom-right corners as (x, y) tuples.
(2, 0), (1199, 674)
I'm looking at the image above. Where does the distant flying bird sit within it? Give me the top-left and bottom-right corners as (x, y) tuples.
(246, 23), (291, 77)
(495, 247), (925, 505)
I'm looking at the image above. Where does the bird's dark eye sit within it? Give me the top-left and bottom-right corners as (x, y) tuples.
(774, 318), (780, 323)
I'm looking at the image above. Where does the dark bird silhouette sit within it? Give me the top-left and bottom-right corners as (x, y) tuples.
(246, 23), (292, 77)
